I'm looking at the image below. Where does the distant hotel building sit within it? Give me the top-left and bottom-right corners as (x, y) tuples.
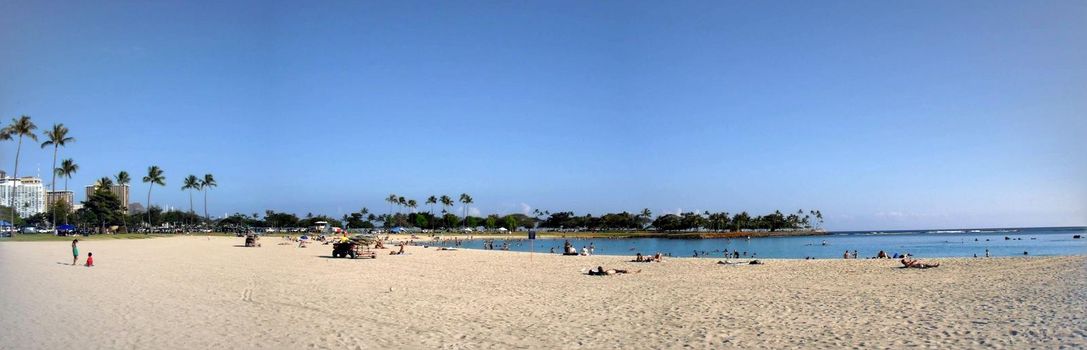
(85, 184), (131, 214)
(46, 190), (75, 211)
(0, 174), (46, 218)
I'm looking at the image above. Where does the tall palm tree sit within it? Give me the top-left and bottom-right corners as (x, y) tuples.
(182, 175), (201, 228)
(114, 171), (131, 232)
(40, 123), (74, 229)
(396, 196), (407, 226)
(142, 166), (166, 228)
(407, 199), (417, 213)
(459, 193), (473, 228)
(3, 116), (37, 231)
(200, 173), (216, 222)
(386, 194), (397, 216)
(56, 159), (79, 193)
(440, 195), (453, 213)
(55, 159), (79, 224)
(426, 196), (437, 214)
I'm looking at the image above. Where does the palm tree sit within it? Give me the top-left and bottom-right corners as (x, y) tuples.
(439, 195), (453, 219)
(114, 171), (131, 232)
(640, 208), (652, 228)
(182, 175), (201, 229)
(3, 116), (37, 231)
(459, 193), (473, 228)
(386, 194), (398, 216)
(55, 159), (80, 193)
(40, 123), (74, 230)
(426, 196), (437, 214)
(200, 173), (216, 222)
(142, 166), (166, 228)
(396, 196), (407, 226)
(94, 177), (114, 190)
(55, 159), (79, 224)
(407, 199), (417, 213)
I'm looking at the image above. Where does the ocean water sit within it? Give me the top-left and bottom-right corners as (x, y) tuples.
(435, 227), (1087, 259)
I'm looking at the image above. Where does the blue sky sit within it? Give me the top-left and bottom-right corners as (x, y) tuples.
(1, 1), (1084, 230)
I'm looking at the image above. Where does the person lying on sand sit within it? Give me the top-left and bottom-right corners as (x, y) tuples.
(900, 257), (939, 269)
(587, 266), (640, 276)
(717, 260), (763, 265)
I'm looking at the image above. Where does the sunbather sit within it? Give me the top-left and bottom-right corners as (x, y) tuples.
(587, 266), (640, 276)
(900, 257), (939, 269)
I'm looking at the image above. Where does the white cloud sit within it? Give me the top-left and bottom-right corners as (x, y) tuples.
(875, 211), (906, 218)
(520, 203), (532, 215)
(468, 207), (481, 217)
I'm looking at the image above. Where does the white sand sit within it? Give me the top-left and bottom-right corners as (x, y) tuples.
(1, 236), (1084, 349)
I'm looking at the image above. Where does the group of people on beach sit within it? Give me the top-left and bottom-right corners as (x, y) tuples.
(633, 252), (664, 262)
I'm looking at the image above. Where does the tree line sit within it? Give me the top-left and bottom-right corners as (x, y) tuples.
(1, 115), (221, 234)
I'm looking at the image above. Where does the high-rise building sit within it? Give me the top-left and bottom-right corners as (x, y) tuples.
(46, 191), (76, 212)
(85, 184), (130, 214)
(0, 176), (46, 218)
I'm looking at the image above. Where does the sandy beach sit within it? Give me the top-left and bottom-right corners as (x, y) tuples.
(1, 236), (1084, 349)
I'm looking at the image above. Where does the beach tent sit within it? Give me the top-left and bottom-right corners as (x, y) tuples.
(497, 227), (509, 233)
(0, 220), (11, 227)
(390, 227), (406, 233)
(57, 224), (76, 231)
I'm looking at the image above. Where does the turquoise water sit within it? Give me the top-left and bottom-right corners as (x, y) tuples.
(437, 227), (1087, 259)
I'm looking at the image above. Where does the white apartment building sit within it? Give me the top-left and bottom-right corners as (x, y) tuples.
(0, 176), (47, 219)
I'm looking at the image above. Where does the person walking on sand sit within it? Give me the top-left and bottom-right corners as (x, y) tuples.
(71, 239), (80, 266)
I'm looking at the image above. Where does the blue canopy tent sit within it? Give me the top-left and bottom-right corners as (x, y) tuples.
(57, 224), (76, 231)
(390, 226), (405, 233)
(0, 220), (11, 227)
